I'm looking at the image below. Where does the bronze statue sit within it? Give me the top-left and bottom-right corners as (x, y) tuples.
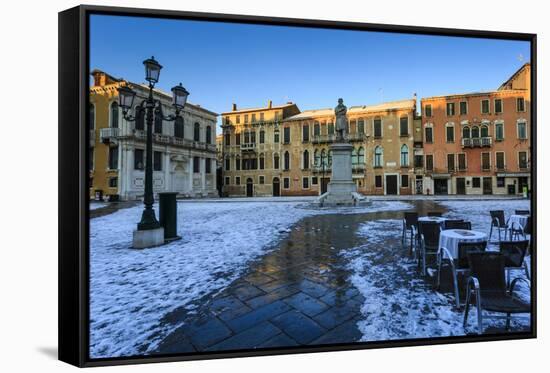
(334, 98), (348, 142)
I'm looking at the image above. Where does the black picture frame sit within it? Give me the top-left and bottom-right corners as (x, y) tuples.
(59, 4), (537, 368)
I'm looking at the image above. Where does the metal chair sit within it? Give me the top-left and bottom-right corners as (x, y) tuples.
(402, 212), (419, 257)
(463, 252), (530, 334)
(489, 210), (508, 242)
(510, 216), (531, 241)
(444, 220), (471, 230)
(515, 210), (530, 215)
(427, 212), (443, 217)
(437, 241), (486, 307)
(499, 240), (530, 285)
(418, 221), (442, 276)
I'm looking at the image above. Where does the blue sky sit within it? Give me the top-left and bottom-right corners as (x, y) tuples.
(90, 14), (530, 127)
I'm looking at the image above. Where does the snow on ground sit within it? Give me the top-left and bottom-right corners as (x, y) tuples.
(89, 202), (108, 210)
(344, 199), (532, 341)
(89, 199), (412, 358)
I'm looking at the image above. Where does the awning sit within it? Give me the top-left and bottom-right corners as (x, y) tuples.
(497, 172), (531, 177)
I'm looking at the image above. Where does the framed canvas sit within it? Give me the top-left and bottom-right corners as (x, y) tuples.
(59, 4), (536, 367)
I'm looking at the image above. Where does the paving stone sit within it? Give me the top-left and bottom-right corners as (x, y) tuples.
(209, 296), (253, 322)
(312, 300), (361, 330)
(185, 316), (233, 350)
(270, 310), (326, 344)
(257, 333), (300, 348)
(156, 326), (197, 354)
(284, 292), (329, 317)
(296, 279), (331, 298)
(231, 283), (265, 301)
(310, 318), (362, 345)
(226, 300), (292, 333)
(245, 286), (300, 309)
(206, 322), (282, 351)
(245, 272), (276, 286)
(320, 288), (361, 307)
(257, 279), (294, 293)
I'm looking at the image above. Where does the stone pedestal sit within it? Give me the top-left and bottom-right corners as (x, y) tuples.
(133, 227), (165, 249)
(322, 142), (357, 206)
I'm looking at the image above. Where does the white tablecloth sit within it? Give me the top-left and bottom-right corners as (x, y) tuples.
(419, 216), (447, 225)
(438, 229), (488, 259)
(508, 214), (529, 230)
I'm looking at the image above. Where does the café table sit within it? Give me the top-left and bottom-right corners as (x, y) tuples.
(418, 216), (447, 225)
(438, 229), (488, 259)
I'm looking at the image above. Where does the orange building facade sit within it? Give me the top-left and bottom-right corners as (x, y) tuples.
(420, 63), (531, 195)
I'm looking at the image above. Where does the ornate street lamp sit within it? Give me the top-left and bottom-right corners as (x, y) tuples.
(118, 57), (189, 237)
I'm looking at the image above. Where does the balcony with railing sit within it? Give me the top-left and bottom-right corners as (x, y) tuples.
(462, 137), (492, 148)
(348, 133), (367, 142)
(352, 164), (366, 173)
(312, 134), (336, 144)
(312, 164), (332, 173)
(240, 142), (256, 151)
(99, 127), (120, 143)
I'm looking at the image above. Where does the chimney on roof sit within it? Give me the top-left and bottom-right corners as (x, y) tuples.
(268, 100), (272, 109)
(91, 70), (106, 87)
(287, 101), (293, 105)
(232, 103), (237, 111)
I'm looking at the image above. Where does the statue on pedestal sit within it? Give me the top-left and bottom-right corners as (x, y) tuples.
(335, 98), (348, 142)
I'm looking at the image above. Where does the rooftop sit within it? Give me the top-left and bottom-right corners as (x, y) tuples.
(284, 98), (416, 121)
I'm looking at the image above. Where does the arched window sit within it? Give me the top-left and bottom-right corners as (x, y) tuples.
(328, 122), (335, 135)
(328, 150), (333, 166)
(321, 149), (327, 166)
(358, 147), (365, 164)
(284, 151), (290, 170)
(273, 129), (280, 143)
(259, 129), (265, 144)
(314, 122), (320, 136)
(135, 106), (145, 131)
(352, 147), (358, 165)
(314, 149), (320, 166)
(303, 150), (309, 169)
(480, 125), (489, 138)
(462, 126), (470, 139)
(110, 102), (119, 128)
(259, 153), (265, 170)
(174, 116), (184, 138)
(89, 104), (95, 130)
(194, 123), (200, 142)
(400, 144), (409, 167)
(154, 112), (163, 134)
(471, 126), (480, 138)
(206, 126), (212, 144)
(374, 146), (383, 167)
(273, 153), (280, 169)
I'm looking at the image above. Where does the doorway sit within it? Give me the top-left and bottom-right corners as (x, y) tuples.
(434, 179), (448, 195)
(456, 177), (466, 195)
(415, 176), (423, 195)
(385, 175), (398, 195)
(246, 178), (253, 197)
(483, 177), (493, 195)
(272, 177), (280, 197)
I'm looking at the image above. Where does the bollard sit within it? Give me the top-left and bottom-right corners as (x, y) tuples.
(158, 192), (181, 241)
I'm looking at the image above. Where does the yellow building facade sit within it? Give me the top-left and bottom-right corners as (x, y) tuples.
(220, 98), (417, 197)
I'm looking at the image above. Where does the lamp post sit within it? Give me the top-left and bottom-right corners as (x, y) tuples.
(118, 56), (189, 239)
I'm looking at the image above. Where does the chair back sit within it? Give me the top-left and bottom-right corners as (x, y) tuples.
(515, 210), (530, 216)
(499, 240), (529, 268)
(524, 216), (532, 235)
(444, 220), (471, 230)
(490, 210), (506, 227)
(404, 212), (419, 229)
(457, 241), (487, 268)
(467, 252), (507, 294)
(427, 212), (443, 217)
(418, 221), (441, 248)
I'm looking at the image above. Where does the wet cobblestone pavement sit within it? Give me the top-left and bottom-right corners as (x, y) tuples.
(153, 201), (446, 354)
